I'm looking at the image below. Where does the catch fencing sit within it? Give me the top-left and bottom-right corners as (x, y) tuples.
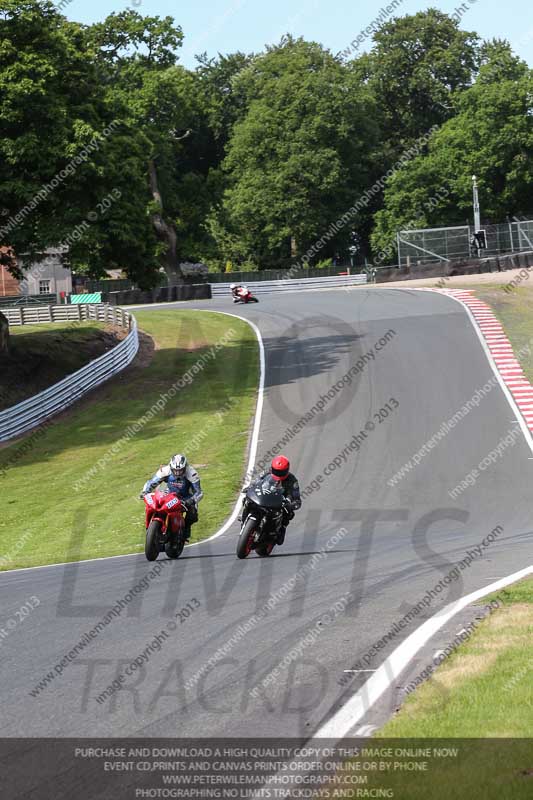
(0, 304), (138, 442)
(397, 219), (533, 267)
(210, 273), (367, 296)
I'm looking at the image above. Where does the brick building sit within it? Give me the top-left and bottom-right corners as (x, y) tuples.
(0, 246), (19, 296)
(0, 264), (20, 297)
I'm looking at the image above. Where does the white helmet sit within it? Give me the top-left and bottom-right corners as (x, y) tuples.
(230, 283), (237, 289)
(169, 453), (187, 477)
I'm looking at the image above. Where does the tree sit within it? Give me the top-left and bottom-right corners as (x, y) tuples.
(371, 64), (533, 257)
(87, 11), (193, 283)
(0, 1), (103, 273)
(3, 4), (530, 281)
(0, 2), (163, 285)
(361, 9), (479, 146)
(0, 4), (208, 287)
(477, 39), (530, 84)
(194, 51), (255, 160)
(219, 37), (379, 268)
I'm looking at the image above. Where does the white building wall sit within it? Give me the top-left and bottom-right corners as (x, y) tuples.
(20, 250), (72, 297)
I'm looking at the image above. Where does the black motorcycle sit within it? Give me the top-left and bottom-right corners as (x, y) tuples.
(236, 475), (286, 559)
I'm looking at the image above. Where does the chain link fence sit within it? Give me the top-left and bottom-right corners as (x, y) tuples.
(397, 219), (533, 267)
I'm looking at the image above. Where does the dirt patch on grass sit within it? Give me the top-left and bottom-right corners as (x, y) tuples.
(0, 327), (157, 451)
(0, 324), (126, 410)
(133, 330), (156, 368)
(488, 603), (533, 629)
(436, 653), (500, 689)
(183, 336), (209, 351)
(0, 330), (157, 457)
(436, 605), (533, 687)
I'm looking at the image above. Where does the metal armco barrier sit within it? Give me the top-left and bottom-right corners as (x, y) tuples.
(0, 305), (138, 442)
(209, 273), (367, 296)
(2, 303), (131, 327)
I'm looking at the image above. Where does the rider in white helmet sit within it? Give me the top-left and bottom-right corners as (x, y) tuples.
(230, 282), (243, 301)
(140, 454), (203, 540)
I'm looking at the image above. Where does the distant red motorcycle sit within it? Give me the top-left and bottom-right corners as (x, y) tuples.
(143, 490), (187, 561)
(233, 287), (259, 304)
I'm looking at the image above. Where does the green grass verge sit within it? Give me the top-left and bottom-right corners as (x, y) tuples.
(425, 281), (533, 384)
(347, 283), (533, 794)
(0, 310), (258, 569)
(340, 579), (533, 799)
(376, 286), (533, 732)
(0, 321), (119, 409)
(473, 284), (533, 384)
(377, 578), (533, 738)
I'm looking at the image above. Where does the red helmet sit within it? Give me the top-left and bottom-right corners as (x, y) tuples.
(271, 455), (290, 481)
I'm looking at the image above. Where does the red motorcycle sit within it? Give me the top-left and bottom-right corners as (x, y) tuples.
(233, 288), (259, 304)
(143, 490), (187, 561)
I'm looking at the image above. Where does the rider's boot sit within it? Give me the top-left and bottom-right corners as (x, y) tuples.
(238, 499), (248, 523)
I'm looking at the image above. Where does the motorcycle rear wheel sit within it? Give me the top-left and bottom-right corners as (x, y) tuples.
(145, 519), (161, 561)
(236, 518), (256, 559)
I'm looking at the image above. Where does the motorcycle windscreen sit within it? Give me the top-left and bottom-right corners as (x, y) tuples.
(247, 475), (285, 509)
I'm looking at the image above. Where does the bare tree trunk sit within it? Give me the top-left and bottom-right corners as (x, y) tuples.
(148, 159), (183, 285)
(0, 311), (9, 356)
(290, 236), (298, 258)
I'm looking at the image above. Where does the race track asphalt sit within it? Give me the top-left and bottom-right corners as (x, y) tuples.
(1, 287), (532, 738)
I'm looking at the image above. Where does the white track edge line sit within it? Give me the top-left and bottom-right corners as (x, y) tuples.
(0, 310), (265, 576)
(311, 287), (533, 739)
(313, 564), (533, 738)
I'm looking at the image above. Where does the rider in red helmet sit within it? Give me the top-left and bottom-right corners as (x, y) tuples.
(270, 455), (301, 543)
(240, 455), (301, 545)
(270, 455), (290, 481)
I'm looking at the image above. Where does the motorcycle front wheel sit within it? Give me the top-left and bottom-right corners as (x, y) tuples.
(256, 540), (274, 557)
(165, 535), (185, 559)
(236, 518), (256, 559)
(145, 519), (161, 561)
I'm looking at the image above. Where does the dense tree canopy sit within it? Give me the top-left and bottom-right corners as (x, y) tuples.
(360, 9), (480, 145)
(1, 1), (532, 283)
(371, 50), (533, 254)
(217, 38), (379, 269)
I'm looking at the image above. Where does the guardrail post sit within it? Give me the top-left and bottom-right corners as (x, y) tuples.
(0, 304), (139, 442)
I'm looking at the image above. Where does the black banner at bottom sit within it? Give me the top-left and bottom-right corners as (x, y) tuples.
(1, 738), (532, 800)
